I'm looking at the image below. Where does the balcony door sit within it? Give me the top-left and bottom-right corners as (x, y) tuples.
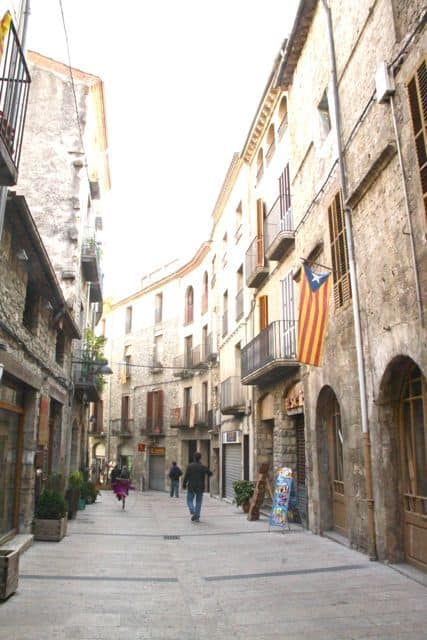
(279, 164), (292, 230)
(281, 271), (296, 357)
(328, 397), (347, 536)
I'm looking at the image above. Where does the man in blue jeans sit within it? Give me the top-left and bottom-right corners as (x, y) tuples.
(182, 452), (212, 522)
(168, 461), (182, 497)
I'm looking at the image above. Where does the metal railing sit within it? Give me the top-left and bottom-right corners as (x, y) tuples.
(245, 236), (266, 283)
(82, 228), (101, 262)
(193, 402), (208, 426)
(0, 20), (31, 183)
(111, 418), (134, 437)
(241, 320), (297, 378)
(264, 196), (293, 250)
(220, 376), (245, 412)
(72, 347), (102, 389)
(204, 332), (217, 360)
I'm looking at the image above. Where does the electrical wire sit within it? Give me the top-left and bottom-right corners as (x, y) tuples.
(58, 0), (92, 190)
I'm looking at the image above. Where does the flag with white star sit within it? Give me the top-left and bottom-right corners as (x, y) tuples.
(297, 263), (331, 366)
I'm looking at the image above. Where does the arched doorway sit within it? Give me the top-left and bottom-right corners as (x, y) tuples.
(399, 363), (426, 570)
(377, 357), (427, 570)
(316, 386), (347, 536)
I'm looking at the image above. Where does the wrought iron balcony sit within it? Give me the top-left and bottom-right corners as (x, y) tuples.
(111, 418), (134, 437)
(204, 332), (217, 362)
(173, 354), (194, 379)
(220, 376), (245, 415)
(245, 236), (269, 288)
(140, 416), (163, 435)
(192, 345), (209, 369)
(241, 320), (299, 385)
(193, 402), (208, 427)
(0, 21), (31, 186)
(264, 196), (295, 261)
(81, 229), (102, 284)
(72, 349), (104, 402)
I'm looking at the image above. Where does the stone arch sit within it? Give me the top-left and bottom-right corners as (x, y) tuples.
(374, 354), (425, 563)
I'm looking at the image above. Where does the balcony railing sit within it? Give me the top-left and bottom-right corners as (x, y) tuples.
(81, 228), (102, 283)
(204, 332), (217, 362)
(72, 347), (103, 402)
(264, 196), (295, 261)
(220, 376), (245, 415)
(241, 320), (299, 385)
(193, 402), (208, 427)
(111, 418), (134, 437)
(235, 288), (244, 321)
(170, 406), (192, 428)
(0, 20), (31, 186)
(192, 345), (208, 369)
(173, 353), (194, 378)
(245, 236), (268, 288)
(140, 415), (163, 435)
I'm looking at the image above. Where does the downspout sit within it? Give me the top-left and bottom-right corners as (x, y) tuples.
(321, 0), (377, 560)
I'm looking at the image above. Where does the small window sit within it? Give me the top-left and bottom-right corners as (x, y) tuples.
(266, 124), (275, 164)
(278, 95), (288, 138)
(125, 306), (132, 334)
(201, 272), (208, 315)
(55, 329), (65, 366)
(184, 286), (194, 324)
(184, 335), (193, 368)
(184, 387), (192, 423)
(153, 334), (163, 366)
(236, 266), (244, 321)
(222, 291), (228, 337)
(328, 192), (351, 308)
(23, 279), (39, 332)
(155, 292), (163, 324)
(318, 89), (331, 137)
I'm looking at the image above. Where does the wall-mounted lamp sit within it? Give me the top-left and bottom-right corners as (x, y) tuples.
(16, 249), (28, 261)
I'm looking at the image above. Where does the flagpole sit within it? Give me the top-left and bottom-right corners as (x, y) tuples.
(321, 0), (377, 561)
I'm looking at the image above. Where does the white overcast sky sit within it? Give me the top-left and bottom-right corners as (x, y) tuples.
(20, 0), (299, 298)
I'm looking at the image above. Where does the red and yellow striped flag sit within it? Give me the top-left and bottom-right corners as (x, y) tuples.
(0, 11), (12, 60)
(297, 263), (331, 366)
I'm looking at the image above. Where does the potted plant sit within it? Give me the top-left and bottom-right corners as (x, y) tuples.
(233, 480), (255, 513)
(84, 480), (99, 505)
(66, 471), (83, 519)
(34, 489), (68, 541)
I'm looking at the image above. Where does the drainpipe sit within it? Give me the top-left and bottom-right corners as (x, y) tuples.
(321, 0), (377, 560)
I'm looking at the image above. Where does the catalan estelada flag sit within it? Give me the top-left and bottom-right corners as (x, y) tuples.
(297, 263), (331, 366)
(0, 11), (12, 60)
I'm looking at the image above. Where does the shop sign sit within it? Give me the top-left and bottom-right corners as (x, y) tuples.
(150, 446), (165, 456)
(137, 443), (145, 452)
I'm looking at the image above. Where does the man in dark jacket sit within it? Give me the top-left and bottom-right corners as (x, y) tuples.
(168, 461), (182, 498)
(182, 452), (212, 522)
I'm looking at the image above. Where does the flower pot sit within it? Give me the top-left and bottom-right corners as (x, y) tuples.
(34, 517), (67, 541)
(0, 549), (19, 600)
(66, 487), (80, 519)
(242, 500), (251, 513)
(78, 498), (86, 510)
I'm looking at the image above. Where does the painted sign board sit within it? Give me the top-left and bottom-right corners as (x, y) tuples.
(150, 446), (165, 456)
(269, 467), (295, 529)
(137, 443), (145, 452)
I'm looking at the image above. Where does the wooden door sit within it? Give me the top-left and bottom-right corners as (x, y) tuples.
(328, 398), (347, 535)
(400, 365), (427, 571)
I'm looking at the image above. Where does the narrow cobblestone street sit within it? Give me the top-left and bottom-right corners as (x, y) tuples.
(0, 491), (426, 640)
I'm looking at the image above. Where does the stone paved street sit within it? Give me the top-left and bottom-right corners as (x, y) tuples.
(0, 491), (426, 640)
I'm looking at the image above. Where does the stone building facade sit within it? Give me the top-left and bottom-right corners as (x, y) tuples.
(101, 0), (426, 572)
(17, 52), (111, 480)
(0, 195), (79, 543)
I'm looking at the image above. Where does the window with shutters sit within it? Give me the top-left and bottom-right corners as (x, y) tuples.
(201, 271), (208, 314)
(147, 390), (163, 433)
(222, 291), (228, 337)
(125, 306), (132, 334)
(279, 163), (292, 231)
(266, 124), (276, 165)
(278, 95), (288, 139)
(184, 335), (193, 368)
(184, 387), (192, 424)
(259, 295), (268, 331)
(256, 198), (266, 267)
(121, 395), (130, 431)
(55, 329), (65, 366)
(328, 192), (351, 308)
(184, 286), (194, 324)
(236, 265), (244, 321)
(408, 59), (427, 221)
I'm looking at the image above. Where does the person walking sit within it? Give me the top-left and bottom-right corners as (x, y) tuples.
(182, 452), (212, 522)
(168, 461), (183, 498)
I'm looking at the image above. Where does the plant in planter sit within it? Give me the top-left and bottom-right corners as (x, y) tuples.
(84, 480), (100, 505)
(66, 471), (83, 519)
(233, 480), (255, 513)
(34, 489), (68, 541)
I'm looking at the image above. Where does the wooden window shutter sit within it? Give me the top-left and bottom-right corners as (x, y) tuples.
(157, 390), (164, 431)
(279, 164), (291, 217)
(259, 295), (269, 330)
(328, 192), (351, 308)
(256, 199), (265, 266)
(408, 59), (427, 221)
(147, 391), (153, 430)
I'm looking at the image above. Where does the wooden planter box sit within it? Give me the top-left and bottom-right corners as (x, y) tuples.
(0, 549), (19, 600)
(66, 487), (80, 519)
(34, 517), (67, 541)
